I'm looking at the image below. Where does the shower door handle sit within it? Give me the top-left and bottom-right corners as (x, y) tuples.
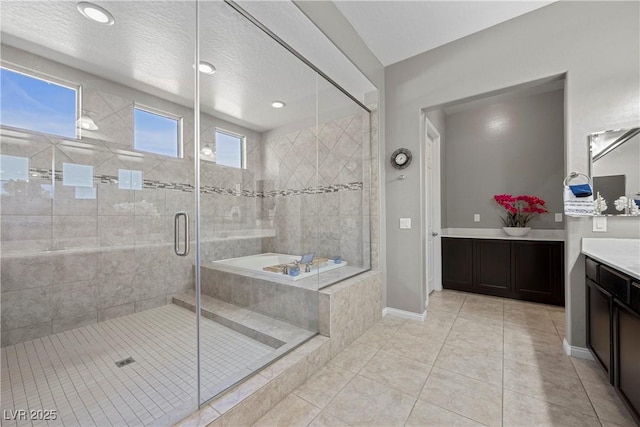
(174, 211), (190, 256)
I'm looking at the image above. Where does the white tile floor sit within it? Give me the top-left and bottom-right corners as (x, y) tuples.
(1, 304), (275, 427)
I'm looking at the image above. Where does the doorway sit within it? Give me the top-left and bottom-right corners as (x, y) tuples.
(424, 116), (442, 302)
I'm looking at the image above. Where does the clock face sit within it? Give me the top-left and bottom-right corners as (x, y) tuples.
(395, 153), (408, 165)
(391, 148), (412, 170)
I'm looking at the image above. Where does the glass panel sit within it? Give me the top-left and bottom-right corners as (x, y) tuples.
(317, 77), (372, 286)
(197, 1), (321, 404)
(1, 1), (198, 425)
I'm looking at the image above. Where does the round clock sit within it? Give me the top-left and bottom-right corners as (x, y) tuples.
(390, 148), (412, 170)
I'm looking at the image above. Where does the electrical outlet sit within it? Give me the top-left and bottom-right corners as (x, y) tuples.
(474, 214), (480, 222)
(400, 218), (411, 229)
(593, 216), (607, 232)
(555, 213), (563, 222)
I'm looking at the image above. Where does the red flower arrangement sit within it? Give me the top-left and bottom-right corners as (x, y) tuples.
(493, 194), (548, 227)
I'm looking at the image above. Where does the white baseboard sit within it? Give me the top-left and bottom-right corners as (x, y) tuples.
(563, 338), (595, 360)
(382, 307), (426, 322)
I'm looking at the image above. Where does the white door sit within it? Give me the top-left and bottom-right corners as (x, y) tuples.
(426, 133), (435, 295)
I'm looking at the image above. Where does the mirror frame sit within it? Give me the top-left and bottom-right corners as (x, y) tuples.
(589, 127), (640, 216)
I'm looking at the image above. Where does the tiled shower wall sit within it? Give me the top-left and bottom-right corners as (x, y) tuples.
(0, 45), (378, 347)
(0, 46), (265, 347)
(261, 110), (372, 268)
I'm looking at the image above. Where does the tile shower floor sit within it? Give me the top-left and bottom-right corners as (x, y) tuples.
(0, 304), (275, 427)
(255, 290), (637, 427)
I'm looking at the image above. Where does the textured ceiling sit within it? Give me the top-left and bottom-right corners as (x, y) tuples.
(334, 1), (555, 66)
(0, 1), (371, 132)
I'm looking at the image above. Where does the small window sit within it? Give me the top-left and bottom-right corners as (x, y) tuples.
(0, 67), (78, 138)
(134, 106), (182, 157)
(215, 129), (245, 169)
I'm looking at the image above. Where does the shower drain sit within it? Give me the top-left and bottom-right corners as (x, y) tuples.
(115, 357), (135, 368)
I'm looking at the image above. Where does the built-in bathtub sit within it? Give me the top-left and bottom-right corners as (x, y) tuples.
(200, 252), (367, 330)
(211, 253), (348, 281)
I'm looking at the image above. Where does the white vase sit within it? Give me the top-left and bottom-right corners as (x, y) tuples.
(502, 226), (531, 237)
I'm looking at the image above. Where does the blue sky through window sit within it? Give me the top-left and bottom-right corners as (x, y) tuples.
(216, 130), (243, 168)
(0, 67), (77, 138)
(134, 108), (180, 157)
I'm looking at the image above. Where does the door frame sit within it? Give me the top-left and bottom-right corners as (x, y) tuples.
(422, 115), (443, 305)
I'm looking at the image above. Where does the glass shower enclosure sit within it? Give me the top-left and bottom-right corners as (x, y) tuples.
(0, 1), (373, 424)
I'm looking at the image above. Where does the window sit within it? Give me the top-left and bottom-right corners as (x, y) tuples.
(215, 129), (245, 169)
(134, 106), (182, 157)
(0, 67), (78, 138)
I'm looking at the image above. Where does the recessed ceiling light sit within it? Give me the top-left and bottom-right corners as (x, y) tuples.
(271, 101), (286, 109)
(77, 2), (115, 25)
(196, 62), (216, 74)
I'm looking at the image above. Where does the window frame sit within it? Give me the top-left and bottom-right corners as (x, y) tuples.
(133, 104), (184, 158)
(0, 63), (81, 139)
(214, 128), (246, 169)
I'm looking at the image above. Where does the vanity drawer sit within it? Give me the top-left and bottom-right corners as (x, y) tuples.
(600, 265), (631, 304)
(586, 258), (599, 282)
(631, 282), (640, 314)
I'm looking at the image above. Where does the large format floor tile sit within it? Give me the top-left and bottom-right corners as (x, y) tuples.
(380, 330), (445, 365)
(358, 349), (432, 397)
(253, 394), (320, 427)
(256, 290), (636, 427)
(405, 400), (484, 427)
(419, 367), (503, 426)
(434, 342), (503, 386)
(503, 359), (596, 417)
(323, 375), (416, 426)
(503, 389), (601, 427)
(293, 364), (355, 408)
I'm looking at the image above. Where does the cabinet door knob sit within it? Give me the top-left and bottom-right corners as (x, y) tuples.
(432, 232), (439, 237)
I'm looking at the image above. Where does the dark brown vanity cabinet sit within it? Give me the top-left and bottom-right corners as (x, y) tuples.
(586, 278), (613, 380)
(474, 239), (511, 295)
(585, 256), (640, 424)
(442, 237), (564, 305)
(442, 238), (474, 289)
(617, 304), (640, 424)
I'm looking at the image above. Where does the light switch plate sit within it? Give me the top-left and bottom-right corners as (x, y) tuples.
(473, 214), (480, 222)
(555, 213), (563, 222)
(400, 218), (411, 229)
(593, 216), (607, 232)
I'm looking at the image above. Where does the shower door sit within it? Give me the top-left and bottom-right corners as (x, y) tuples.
(0, 2), (200, 425)
(195, 1), (323, 404)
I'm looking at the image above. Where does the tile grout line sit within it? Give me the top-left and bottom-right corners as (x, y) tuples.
(299, 320), (406, 425)
(570, 357), (606, 426)
(403, 293), (466, 426)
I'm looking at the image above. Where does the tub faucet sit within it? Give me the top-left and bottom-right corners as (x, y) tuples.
(282, 265), (288, 275)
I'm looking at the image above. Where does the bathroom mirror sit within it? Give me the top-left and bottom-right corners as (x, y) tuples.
(589, 127), (640, 215)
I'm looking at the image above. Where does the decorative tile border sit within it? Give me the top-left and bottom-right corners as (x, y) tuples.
(27, 168), (362, 197)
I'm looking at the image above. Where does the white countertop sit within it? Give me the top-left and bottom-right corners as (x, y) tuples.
(582, 238), (640, 280)
(441, 228), (565, 241)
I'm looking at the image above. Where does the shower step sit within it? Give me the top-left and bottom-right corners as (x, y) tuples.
(172, 292), (314, 351)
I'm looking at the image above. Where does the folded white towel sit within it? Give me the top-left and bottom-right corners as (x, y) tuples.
(564, 186), (594, 216)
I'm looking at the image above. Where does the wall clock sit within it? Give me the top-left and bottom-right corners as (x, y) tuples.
(390, 148), (412, 170)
